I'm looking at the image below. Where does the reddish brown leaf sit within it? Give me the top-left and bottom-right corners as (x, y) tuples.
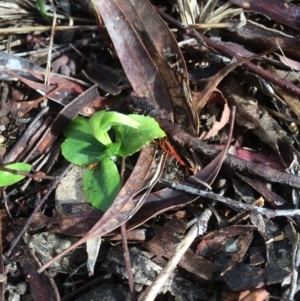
(222, 20), (300, 61)
(235, 173), (288, 208)
(0, 52), (84, 106)
(192, 54), (265, 114)
(2, 223), (60, 301)
(20, 211), (103, 237)
(240, 289), (270, 301)
(221, 77), (293, 165)
(93, 1), (173, 121)
(144, 221), (218, 281)
(223, 289), (269, 301)
(128, 0), (199, 135)
(275, 53), (300, 71)
(81, 66), (121, 95)
(17, 246), (60, 301)
(4, 117), (53, 163)
(221, 232), (254, 275)
(197, 225), (256, 257)
(228, 146), (284, 170)
(199, 89), (230, 140)
(230, 0), (300, 31)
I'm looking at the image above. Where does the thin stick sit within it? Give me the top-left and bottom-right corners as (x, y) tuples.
(120, 157), (137, 301)
(0, 166), (57, 180)
(121, 224), (137, 301)
(158, 179), (300, 218)
(44, 0), (56, 86)
(0, 26), (98, 34)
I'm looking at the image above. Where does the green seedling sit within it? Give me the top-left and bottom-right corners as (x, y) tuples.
(0, 163), (32, 187)
(62, 111), (165, 211)
(89, 111), (140, 146)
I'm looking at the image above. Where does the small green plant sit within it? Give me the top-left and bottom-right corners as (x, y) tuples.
(0, 163), (32, 187)
(61, 111), (166, 211)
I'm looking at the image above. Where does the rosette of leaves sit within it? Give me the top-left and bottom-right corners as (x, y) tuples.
(61, 111), (165, 211)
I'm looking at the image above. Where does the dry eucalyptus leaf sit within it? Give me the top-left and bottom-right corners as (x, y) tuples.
(86, 236), (101, 276)
(219, 263), (290, 291)
(221, 77), (294, 162)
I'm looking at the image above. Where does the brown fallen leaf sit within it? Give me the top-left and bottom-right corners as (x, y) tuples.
(223, 289), (269, 301)
(228, 145), (284, 170)
(240, 289), (270, 301)
(230, 0), (300, 31)
(267, 65), (300, 121)
(17, 243), (60, 301)
(199, 88), (230, 140)
(192, 48), (275, 115)
(221, 77), (294, 165)
(222, 19), (300, 62)
(235, 173), (288, 208)
(157, 8), (300, 99)
(3, 227), (60, 301)
(221, 231), (254, 276)
(128, 0), (199, 135)
(81, 66), (122, 95)
(275, 53), (300, 72)
(143, 220), (218, 281)
(0, 52), (85, 106)
(24, 211), (103, 237)
(197, 225), (257, 257)
(218, 263), (290, 291)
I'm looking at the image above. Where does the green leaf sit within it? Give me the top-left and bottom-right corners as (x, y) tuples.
(36, 0), (50, 23)
(114, 114), (166, 156)
(102, 142), (121, 157)
(83, 157), (121, 211)
(0, 163), (31, 187)
(61, 132), (107, 166)
(63, 117), (91, 138)
(89, 111), (140, 146)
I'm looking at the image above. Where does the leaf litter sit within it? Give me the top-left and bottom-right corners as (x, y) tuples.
(1, 0), (300, 301)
